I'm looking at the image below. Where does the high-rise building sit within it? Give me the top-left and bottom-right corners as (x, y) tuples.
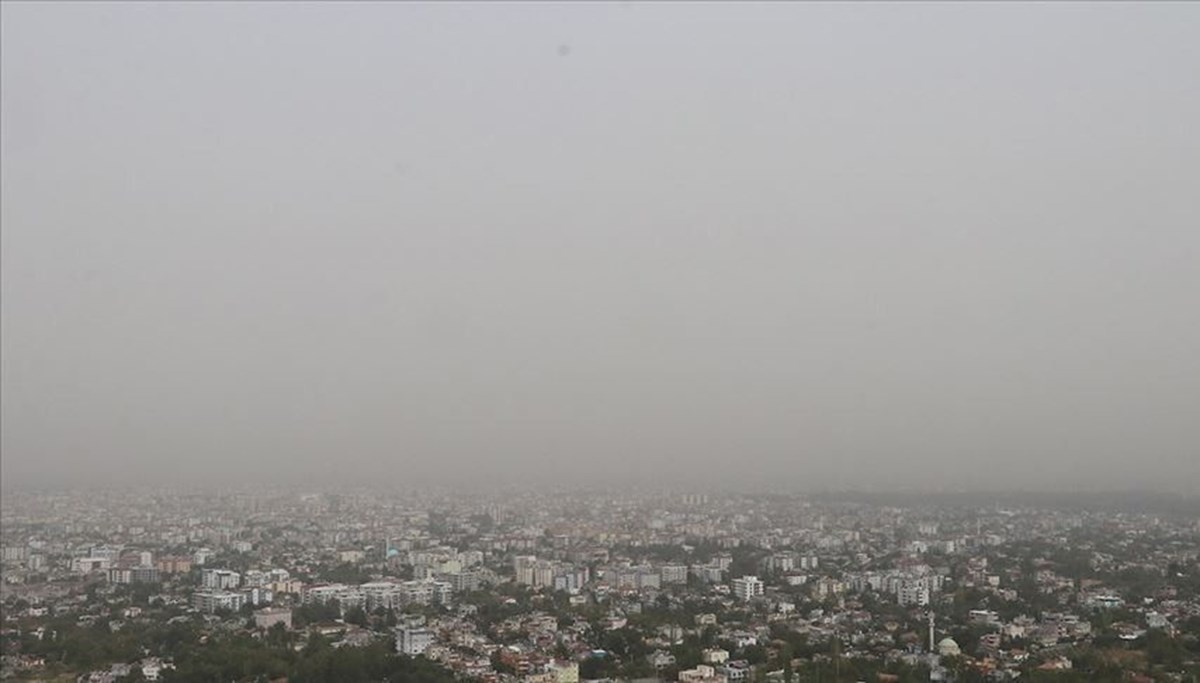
(898, 581), (930, 607)
(513, 555), (538, 585)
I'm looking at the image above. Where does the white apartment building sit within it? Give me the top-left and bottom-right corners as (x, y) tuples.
(71, 557), (112, 574)
(731, 576), (764, 602)
(243, 570), (268, 587)
(552, 568), (588, 594)
(444, 569), (482, 593)
(679, 665), (727, 683)
(107, 567), (160, 585)
(1, 546), (29, 563)
(661, 564), (689, 584)
(193, 590), (246, 613)
(692, 565), (725, 583)
(306, 579), (451, 611)
(395, 625), (435, 656)
(897, 582), (930, 607)
(202, 568), (241, 590)
(304, 583), (352, 605)
(532, 564), (556, 588)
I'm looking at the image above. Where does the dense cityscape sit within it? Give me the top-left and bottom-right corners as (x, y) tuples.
(2, 489), (1198, 682)
(5, 1), (1200, 682)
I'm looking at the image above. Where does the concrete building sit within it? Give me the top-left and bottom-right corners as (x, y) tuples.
(107, 567), (160, 585)
(441, 569), (481, 593)
(304, 583), (352, 605)
(193, 590), (247, 613)
(897, 581), (931, 607)
(361, 582), (405, 611)
(513, 555), (538, 585)
(767, 553), (796, 573)
(692, 565), (725, 583)
(679, 665), (727, 683)
(647, 650), (676, 671)
(731, 576), (764, 601)
(253, 607), (293, 630)
(717, 660), (753, 682)
(661, 564), (689, 584)
(201, 568), (241, 590)
(1, 546), (29, 563)
(395, 625), (434, 656)
(71, 557), (112, 574)
(155, 556), (193, 574)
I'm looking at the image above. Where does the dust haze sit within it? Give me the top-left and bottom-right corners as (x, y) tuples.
(2, 3), (1198, 493)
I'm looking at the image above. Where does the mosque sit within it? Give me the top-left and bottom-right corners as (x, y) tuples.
(927, 611), (961, 681)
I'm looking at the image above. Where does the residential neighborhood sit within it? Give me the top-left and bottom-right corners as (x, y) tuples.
(2, 489), (1198, 682)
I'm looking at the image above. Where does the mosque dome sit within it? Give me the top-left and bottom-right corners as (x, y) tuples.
(937, 637), (961, 657)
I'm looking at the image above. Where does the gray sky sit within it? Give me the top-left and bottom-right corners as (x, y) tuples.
(2, 2), (1198, 492)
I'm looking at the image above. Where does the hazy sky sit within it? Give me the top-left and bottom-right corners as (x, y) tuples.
(2, 2), (1198, 492)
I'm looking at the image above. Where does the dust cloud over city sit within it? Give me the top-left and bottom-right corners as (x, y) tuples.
(2, 3), (1198, 494)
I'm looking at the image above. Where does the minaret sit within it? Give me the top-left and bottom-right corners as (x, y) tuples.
(928, 611), (936, 653)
